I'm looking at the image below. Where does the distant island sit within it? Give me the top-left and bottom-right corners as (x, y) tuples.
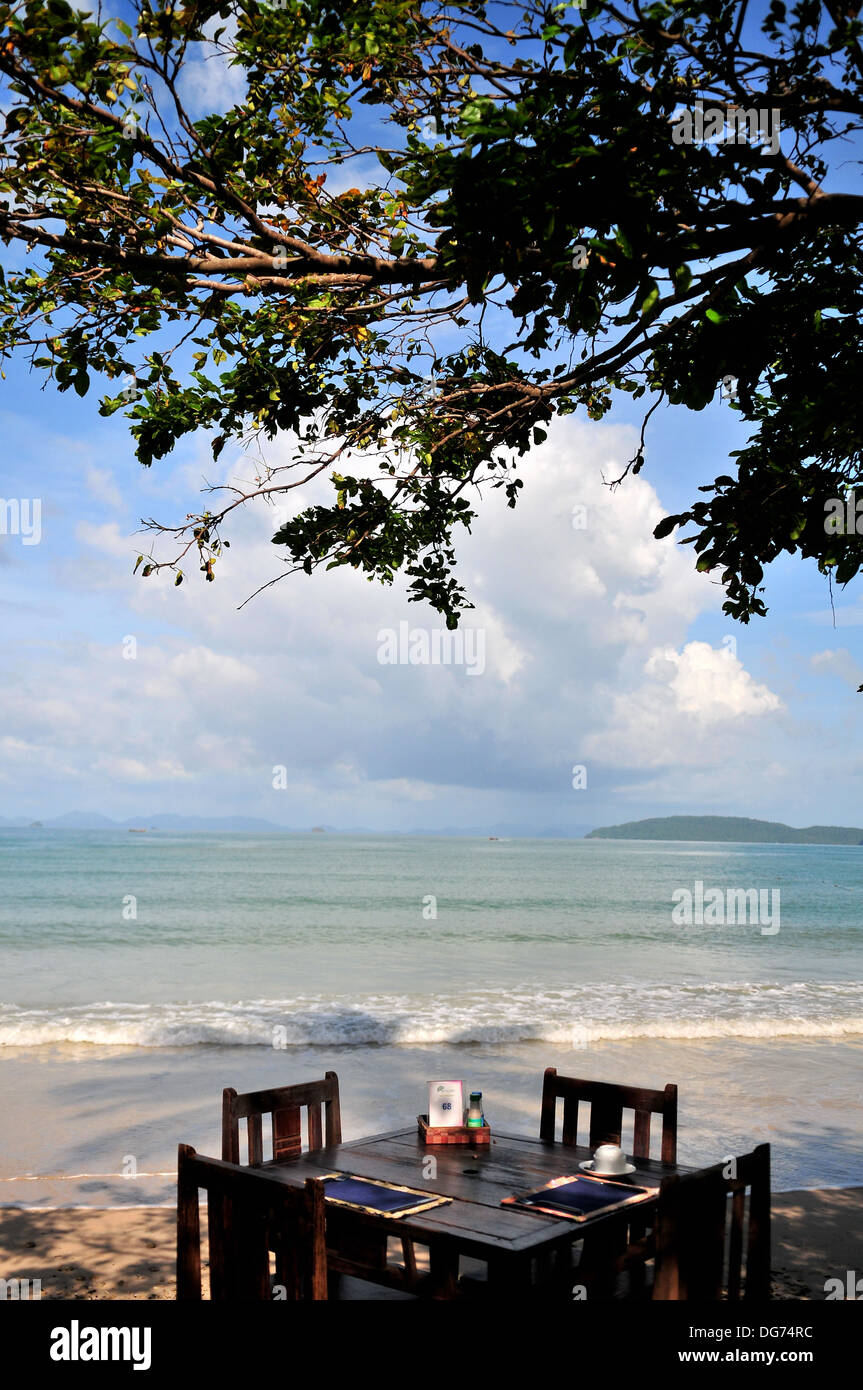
(9, 810), (858, 843)
(586, 815), (863, 846)
(0, 813), (595, 837)
(1, 812), (290, 832)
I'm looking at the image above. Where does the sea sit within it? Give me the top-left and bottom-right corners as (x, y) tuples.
(0, 829), (861, 1206)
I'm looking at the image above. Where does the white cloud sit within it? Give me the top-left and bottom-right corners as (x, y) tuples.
(585, 640), (783, 772)
(811, 648), (863, 688)
(650, 641), (782, 721)
(0, 415), (814, 824)
(76, 519), (136, 559)
(176, 17), (246, 117)
(92, 755), (192, 782)
(167, 646), (259, 689)
(85, 466), (123, 511)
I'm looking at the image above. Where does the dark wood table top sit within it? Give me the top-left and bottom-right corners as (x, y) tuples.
(257, 1126), (691, 1261)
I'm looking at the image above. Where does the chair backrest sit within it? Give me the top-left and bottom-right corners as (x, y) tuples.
(176, 1144), (328, 1301)
(539, 1068), (678, 1164)
(652, 1143), (771, 1300)
(222, 1071), (341, 1166)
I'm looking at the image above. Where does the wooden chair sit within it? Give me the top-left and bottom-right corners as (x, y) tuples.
(176, 1144), (328, 1300)
(540, 1068), (678, 1164)
(650, 1143), (771, 1300)
(538, 1069), (678, 1297)
(222, 1072), (341, 1166)
(222, 1072), (417, 1288)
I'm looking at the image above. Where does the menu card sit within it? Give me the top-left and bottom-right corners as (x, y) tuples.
(427, 1079), (465, 1126)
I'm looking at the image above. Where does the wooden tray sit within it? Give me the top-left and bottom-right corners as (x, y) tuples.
(417, 1114), (491, 1145)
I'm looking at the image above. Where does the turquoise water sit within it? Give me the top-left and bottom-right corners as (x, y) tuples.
(0, 830), (861, 1201)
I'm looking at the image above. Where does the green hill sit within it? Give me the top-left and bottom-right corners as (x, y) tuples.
(585, 815), (863, 845)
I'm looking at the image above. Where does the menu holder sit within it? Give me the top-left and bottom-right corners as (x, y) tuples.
(418, 1113), (492, 1146)
(502, 1172), (652, 1222)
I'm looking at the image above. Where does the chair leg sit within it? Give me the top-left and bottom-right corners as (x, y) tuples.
(400, 1237), (418, 1283)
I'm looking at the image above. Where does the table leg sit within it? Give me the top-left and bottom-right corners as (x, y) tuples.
(579, 1219), (628, 1299)
(427, 1240), (460, 1300)
(486, 1251), (535, 1298)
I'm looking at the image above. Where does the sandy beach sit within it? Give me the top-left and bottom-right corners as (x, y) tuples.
(1, 1188), (859, 1300)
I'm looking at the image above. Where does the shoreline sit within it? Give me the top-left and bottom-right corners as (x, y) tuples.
(3, 1038), (862, 1195)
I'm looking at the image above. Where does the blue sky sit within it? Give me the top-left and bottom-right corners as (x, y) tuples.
(1, 3), (862, 832)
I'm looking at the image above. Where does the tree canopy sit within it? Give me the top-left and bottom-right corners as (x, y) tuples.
(2, 0), (863, 623)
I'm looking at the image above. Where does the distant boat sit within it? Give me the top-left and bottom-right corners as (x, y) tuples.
(488, 836), (499, 841)
(29, 821), (43, 828)
(311, 826), (325, 833)
(128, 827), (147, 834)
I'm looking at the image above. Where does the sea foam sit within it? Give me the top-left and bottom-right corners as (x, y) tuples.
(1, 982), (861, 1047)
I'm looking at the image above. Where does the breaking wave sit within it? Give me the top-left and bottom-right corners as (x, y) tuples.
(1, 982), (862, 1047)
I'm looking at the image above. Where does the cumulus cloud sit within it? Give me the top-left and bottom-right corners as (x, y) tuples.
(650, 642), (782, 721)
(585, 641), (783, 771)
(0, 413), (819, 826)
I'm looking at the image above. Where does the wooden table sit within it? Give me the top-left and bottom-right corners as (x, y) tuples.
(258, 1126), (691, 1299)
